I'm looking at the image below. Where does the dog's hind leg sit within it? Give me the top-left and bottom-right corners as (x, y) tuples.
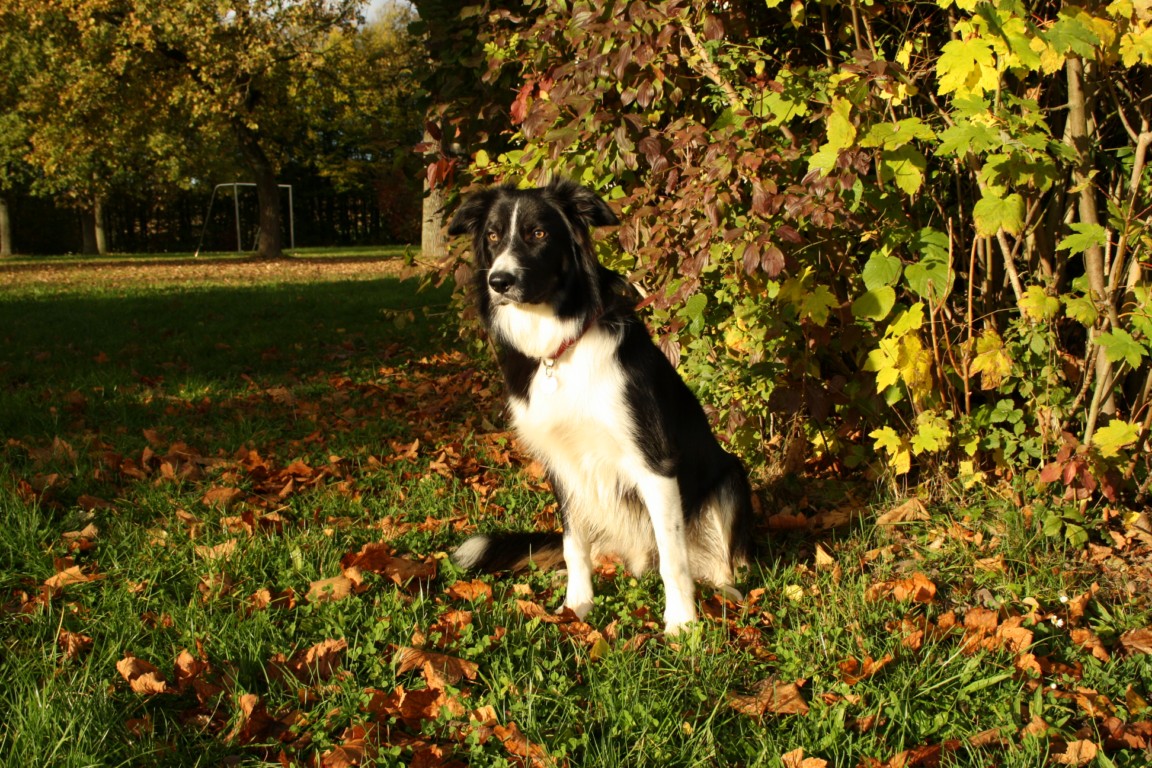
(634, 471), (697, 635)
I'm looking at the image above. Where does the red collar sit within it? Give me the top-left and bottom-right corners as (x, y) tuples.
(546, 312), (600, 363)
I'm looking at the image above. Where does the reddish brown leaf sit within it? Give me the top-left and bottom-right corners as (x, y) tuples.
(838, 654), (893, 685)
(201, 486), (244, 509)
(493, 721), (555, 767)
(394, 647), (479, 685)
(445, 578), (494, 603)
(1070, 628), (1111, 662)
(275, 638), (348, 683)
(44, 565), (103, 591)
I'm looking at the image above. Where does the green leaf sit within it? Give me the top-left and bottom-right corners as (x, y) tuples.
(851, 287), (896, 321)
(1097, 328), (1147, 369)
(869, 426), (912, 475)
(969, 329), (1013, 389)
(1018, 285), (1060, 322)
(888, 302), (925, 337)
(973, 191), (1025, 236)
(1062, 294), (1098, 327)
(1056, 222), (1107, 254)
(878, 145), (927, 195)
(905, 255), (951, 303)
(799, 285), (839, 326)
(936, 121), (1001, 156)
(862, 253), (903, 290)
(860, 117), (936, 150)
(683, 293), (708, 320)
(911, 412), (951, 454)
(1092, 419), (1140, 458)
(1046, 10), (1102, 57)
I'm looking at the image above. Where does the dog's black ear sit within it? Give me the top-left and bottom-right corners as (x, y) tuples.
(447, 188), (498, 237)
(546, 179), (619, 228)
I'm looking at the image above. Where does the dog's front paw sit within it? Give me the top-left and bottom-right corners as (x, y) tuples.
(562, 600), (594, 620)
(662, 603), (698, 636)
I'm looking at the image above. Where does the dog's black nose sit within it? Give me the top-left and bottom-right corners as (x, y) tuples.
(488, 271), (516, 294)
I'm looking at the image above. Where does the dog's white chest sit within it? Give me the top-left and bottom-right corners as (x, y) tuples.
(508, 328), (636, 480)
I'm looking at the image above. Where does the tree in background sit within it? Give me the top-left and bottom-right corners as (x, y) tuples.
(1, 0), (369, 258)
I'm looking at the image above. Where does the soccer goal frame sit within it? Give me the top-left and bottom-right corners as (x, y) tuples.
(193, 182), (295, 256)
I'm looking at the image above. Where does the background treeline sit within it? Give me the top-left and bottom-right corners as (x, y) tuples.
(419, 0), (1152, 519)
(0, 0), (423, 256)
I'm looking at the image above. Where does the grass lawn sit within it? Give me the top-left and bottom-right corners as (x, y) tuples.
(1, 258), (1150, 767)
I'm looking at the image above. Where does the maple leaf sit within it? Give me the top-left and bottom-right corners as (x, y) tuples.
(445, 578), (494, 603)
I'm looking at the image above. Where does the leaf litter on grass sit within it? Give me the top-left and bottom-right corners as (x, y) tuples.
(5, 265), (1152, 766)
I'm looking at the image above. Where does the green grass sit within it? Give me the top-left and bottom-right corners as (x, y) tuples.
(1, 264), (1150, 767)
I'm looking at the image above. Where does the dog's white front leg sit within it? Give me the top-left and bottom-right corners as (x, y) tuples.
(635, 472), (697, 634)
(562, 527), (595, 619)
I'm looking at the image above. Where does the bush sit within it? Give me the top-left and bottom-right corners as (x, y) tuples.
(437, 0), (1152, 506)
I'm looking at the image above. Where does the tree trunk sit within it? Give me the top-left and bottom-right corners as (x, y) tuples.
(81, 209), (97, 255)
(94, 197), (107, 255)
(235, 123), (283, 259)
(0, 196), (11, 257)
(421, 127), (447, 260)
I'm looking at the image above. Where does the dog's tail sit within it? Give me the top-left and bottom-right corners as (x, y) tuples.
(451, 531), (565, 573)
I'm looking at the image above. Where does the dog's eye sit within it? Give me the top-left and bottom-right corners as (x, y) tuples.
(486, 231), (500, 243)
(531, 229), (547, 240)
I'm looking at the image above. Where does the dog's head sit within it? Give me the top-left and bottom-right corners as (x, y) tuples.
(447, 180), (618, 309)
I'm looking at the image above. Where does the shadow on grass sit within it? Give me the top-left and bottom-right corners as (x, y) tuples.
(0, 276), (458, 438)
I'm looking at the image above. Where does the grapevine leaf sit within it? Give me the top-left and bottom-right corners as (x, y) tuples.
(973, 191), (1025, 236)
(1018, 286), (1060, 322)
(1097, 328), (1147, 369)
(1056, 222), (1107, 254)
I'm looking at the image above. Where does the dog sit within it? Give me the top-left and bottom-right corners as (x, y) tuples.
(446, 179), (753, 634)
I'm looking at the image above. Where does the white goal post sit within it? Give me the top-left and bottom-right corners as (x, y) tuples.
(193, 182), (295, 256)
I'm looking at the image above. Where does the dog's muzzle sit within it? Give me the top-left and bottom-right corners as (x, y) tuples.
(488, 270), (516, 294)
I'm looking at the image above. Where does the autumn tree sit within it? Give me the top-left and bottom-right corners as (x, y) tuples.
(2, 0), (366, 259)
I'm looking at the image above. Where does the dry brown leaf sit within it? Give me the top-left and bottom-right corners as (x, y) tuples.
(838, 654), (894, 685)
(194, 539), (237, 560)
(446, 578), (494, 603)
(781, 747), (828, 768)
(493, 721), (555, 767)
(44, 565), (103, 590)
(1070, 628), (1111, 662)
(201, 486), (244, 509)
(1119, 627), (1152, 656)
(394, 647), (479, 685)
(276, 638), (348, 682)
(875, 498), (929, 526)
(57, 629), (93, 660)
(1052, 739), (1098, 765)
(813, 544), (836, 569)
(116, 654), (170, 694)
(728, 679), (809, 717)
(308, 574), (353, 603)
(891, 573), (936, 603)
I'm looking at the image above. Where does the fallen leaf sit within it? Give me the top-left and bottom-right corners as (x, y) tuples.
(838, 654), (893, 685)
(493, 721), (555, 767)
(1052, 739), (1097, 765)
(728, 678), (809, 717)
(875, 498), (929, 526)
(1070, 628), (1111, 662)
(445, 578), (494, 603)
(57, 629), (93, 660)
(44, 565), (103, 590)
(394, 647), (479, 685)
(116, 654), (170, 694)
(201, 486), (244, 509)
(1119, 627), (1152, 656)
(275, 638), (348, 682)
(308, 574), (353, 603)
(781, 747), (828, 768)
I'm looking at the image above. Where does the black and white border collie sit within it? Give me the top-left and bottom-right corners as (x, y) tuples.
(447, 179), (753, 634)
